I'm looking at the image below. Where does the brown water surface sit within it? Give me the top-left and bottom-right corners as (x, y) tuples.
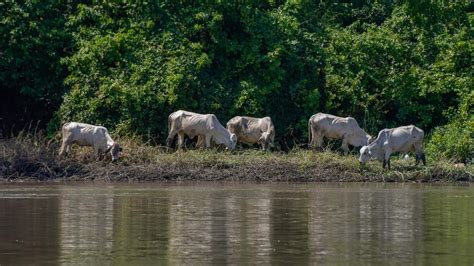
(0, 183), (473, 265)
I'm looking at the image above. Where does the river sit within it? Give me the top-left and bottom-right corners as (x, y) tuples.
(0, 183), (472, 264)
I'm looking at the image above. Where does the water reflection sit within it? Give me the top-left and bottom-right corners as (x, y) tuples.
(59, 187), (115, 264)
(270, 191), (310, 265)
(422, 189), (474, 265)
(0, 184), (472, 264)
(111, 190), (171, 264)
(0, 187), (60, 265)
(307, 185), (425, 264)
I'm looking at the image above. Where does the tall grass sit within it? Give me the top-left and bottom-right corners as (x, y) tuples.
(0, 132), (472, 182)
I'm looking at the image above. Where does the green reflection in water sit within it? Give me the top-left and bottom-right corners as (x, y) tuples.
(421, 187), (474, 265)
(270, 191), (310, 265)
(0, 188), (60, 265)
(112, 191), (171, 265)
(0, 184), (473, 265)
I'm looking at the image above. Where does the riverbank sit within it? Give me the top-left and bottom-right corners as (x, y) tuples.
(0, 135), (472, 183)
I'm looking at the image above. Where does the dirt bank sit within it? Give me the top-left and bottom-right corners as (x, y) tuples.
(0, 136), (472, 183)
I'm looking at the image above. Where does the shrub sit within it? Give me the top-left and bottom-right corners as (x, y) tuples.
(426, 117), (474, 163)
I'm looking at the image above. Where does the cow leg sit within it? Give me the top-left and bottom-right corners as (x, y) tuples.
(414, 144), (420, 165)
(383, 158), (391, 170)
(205, 135), (211, 148)
(94, 146), (101, 161)
(196, 135), (205, 149)
(309, 126), (316, 149)
(384, 149), (391, 170)
(59, 136), (71, 156)
(59, 141), (67, 156)
(166, 136), (173, 148)
(62, 144), (72, 156)
(413, 142), (426, 166)
(196, 136), (201, 148)
(166, 130), (177, 148)
(341, 138), (349, 155)
(313, 134), (324, 151)
(309, 127), (316, 149)
(417, 152), (427, 166)
(177, 132), (185, 149)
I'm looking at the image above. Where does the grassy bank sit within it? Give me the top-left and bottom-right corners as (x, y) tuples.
(0, 134), (472, 183)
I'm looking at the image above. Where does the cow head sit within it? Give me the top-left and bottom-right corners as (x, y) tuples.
(109, 143), (121, 161)
(228, 133), (237, 150)
(359, 145), (371, 165)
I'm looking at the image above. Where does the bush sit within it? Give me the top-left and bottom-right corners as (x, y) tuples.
(1, 1), (471, 162)
(427, 117), (474, 163)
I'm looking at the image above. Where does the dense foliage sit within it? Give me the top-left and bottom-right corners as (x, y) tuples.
(1, 1), (472, 161)
(0, 1), (75, 133)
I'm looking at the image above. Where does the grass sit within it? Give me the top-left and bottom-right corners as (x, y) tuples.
(0, 132), (472, 183)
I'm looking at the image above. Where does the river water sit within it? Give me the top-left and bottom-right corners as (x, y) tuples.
(0, 183), (472, 265)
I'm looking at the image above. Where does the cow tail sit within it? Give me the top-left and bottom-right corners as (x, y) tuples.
(168, 115), (171, 136)
(308, 119), (312, 148)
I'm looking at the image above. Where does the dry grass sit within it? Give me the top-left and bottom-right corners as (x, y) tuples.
(0, 133), (472, 183)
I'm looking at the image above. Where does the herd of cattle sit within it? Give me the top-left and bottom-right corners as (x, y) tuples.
(59, 111), (426, 169)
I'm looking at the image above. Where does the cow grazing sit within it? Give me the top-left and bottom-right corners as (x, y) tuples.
(359, 125), (426, 169)
(59, 122), (121, 161)
(226, 116), (275, 151)
(166, 110), (237, 150)
(308, 113), (372, 154)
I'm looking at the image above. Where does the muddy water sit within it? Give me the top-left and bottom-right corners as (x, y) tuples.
(0, 183), (473, 265)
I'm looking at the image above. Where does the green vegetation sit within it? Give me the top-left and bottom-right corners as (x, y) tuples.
(0, 1), (75, 131)
(0, 134), (472, 182)
(1, 1), (473, 163)
(426, 117), (474, 163)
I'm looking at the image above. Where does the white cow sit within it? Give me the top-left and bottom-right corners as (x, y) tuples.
(226, 116), (275, 151)
(359, 125), (426, 169)
(59, 122), (121, 161)
(166, 110), (237, 150)
(308, 113), (372, 154)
